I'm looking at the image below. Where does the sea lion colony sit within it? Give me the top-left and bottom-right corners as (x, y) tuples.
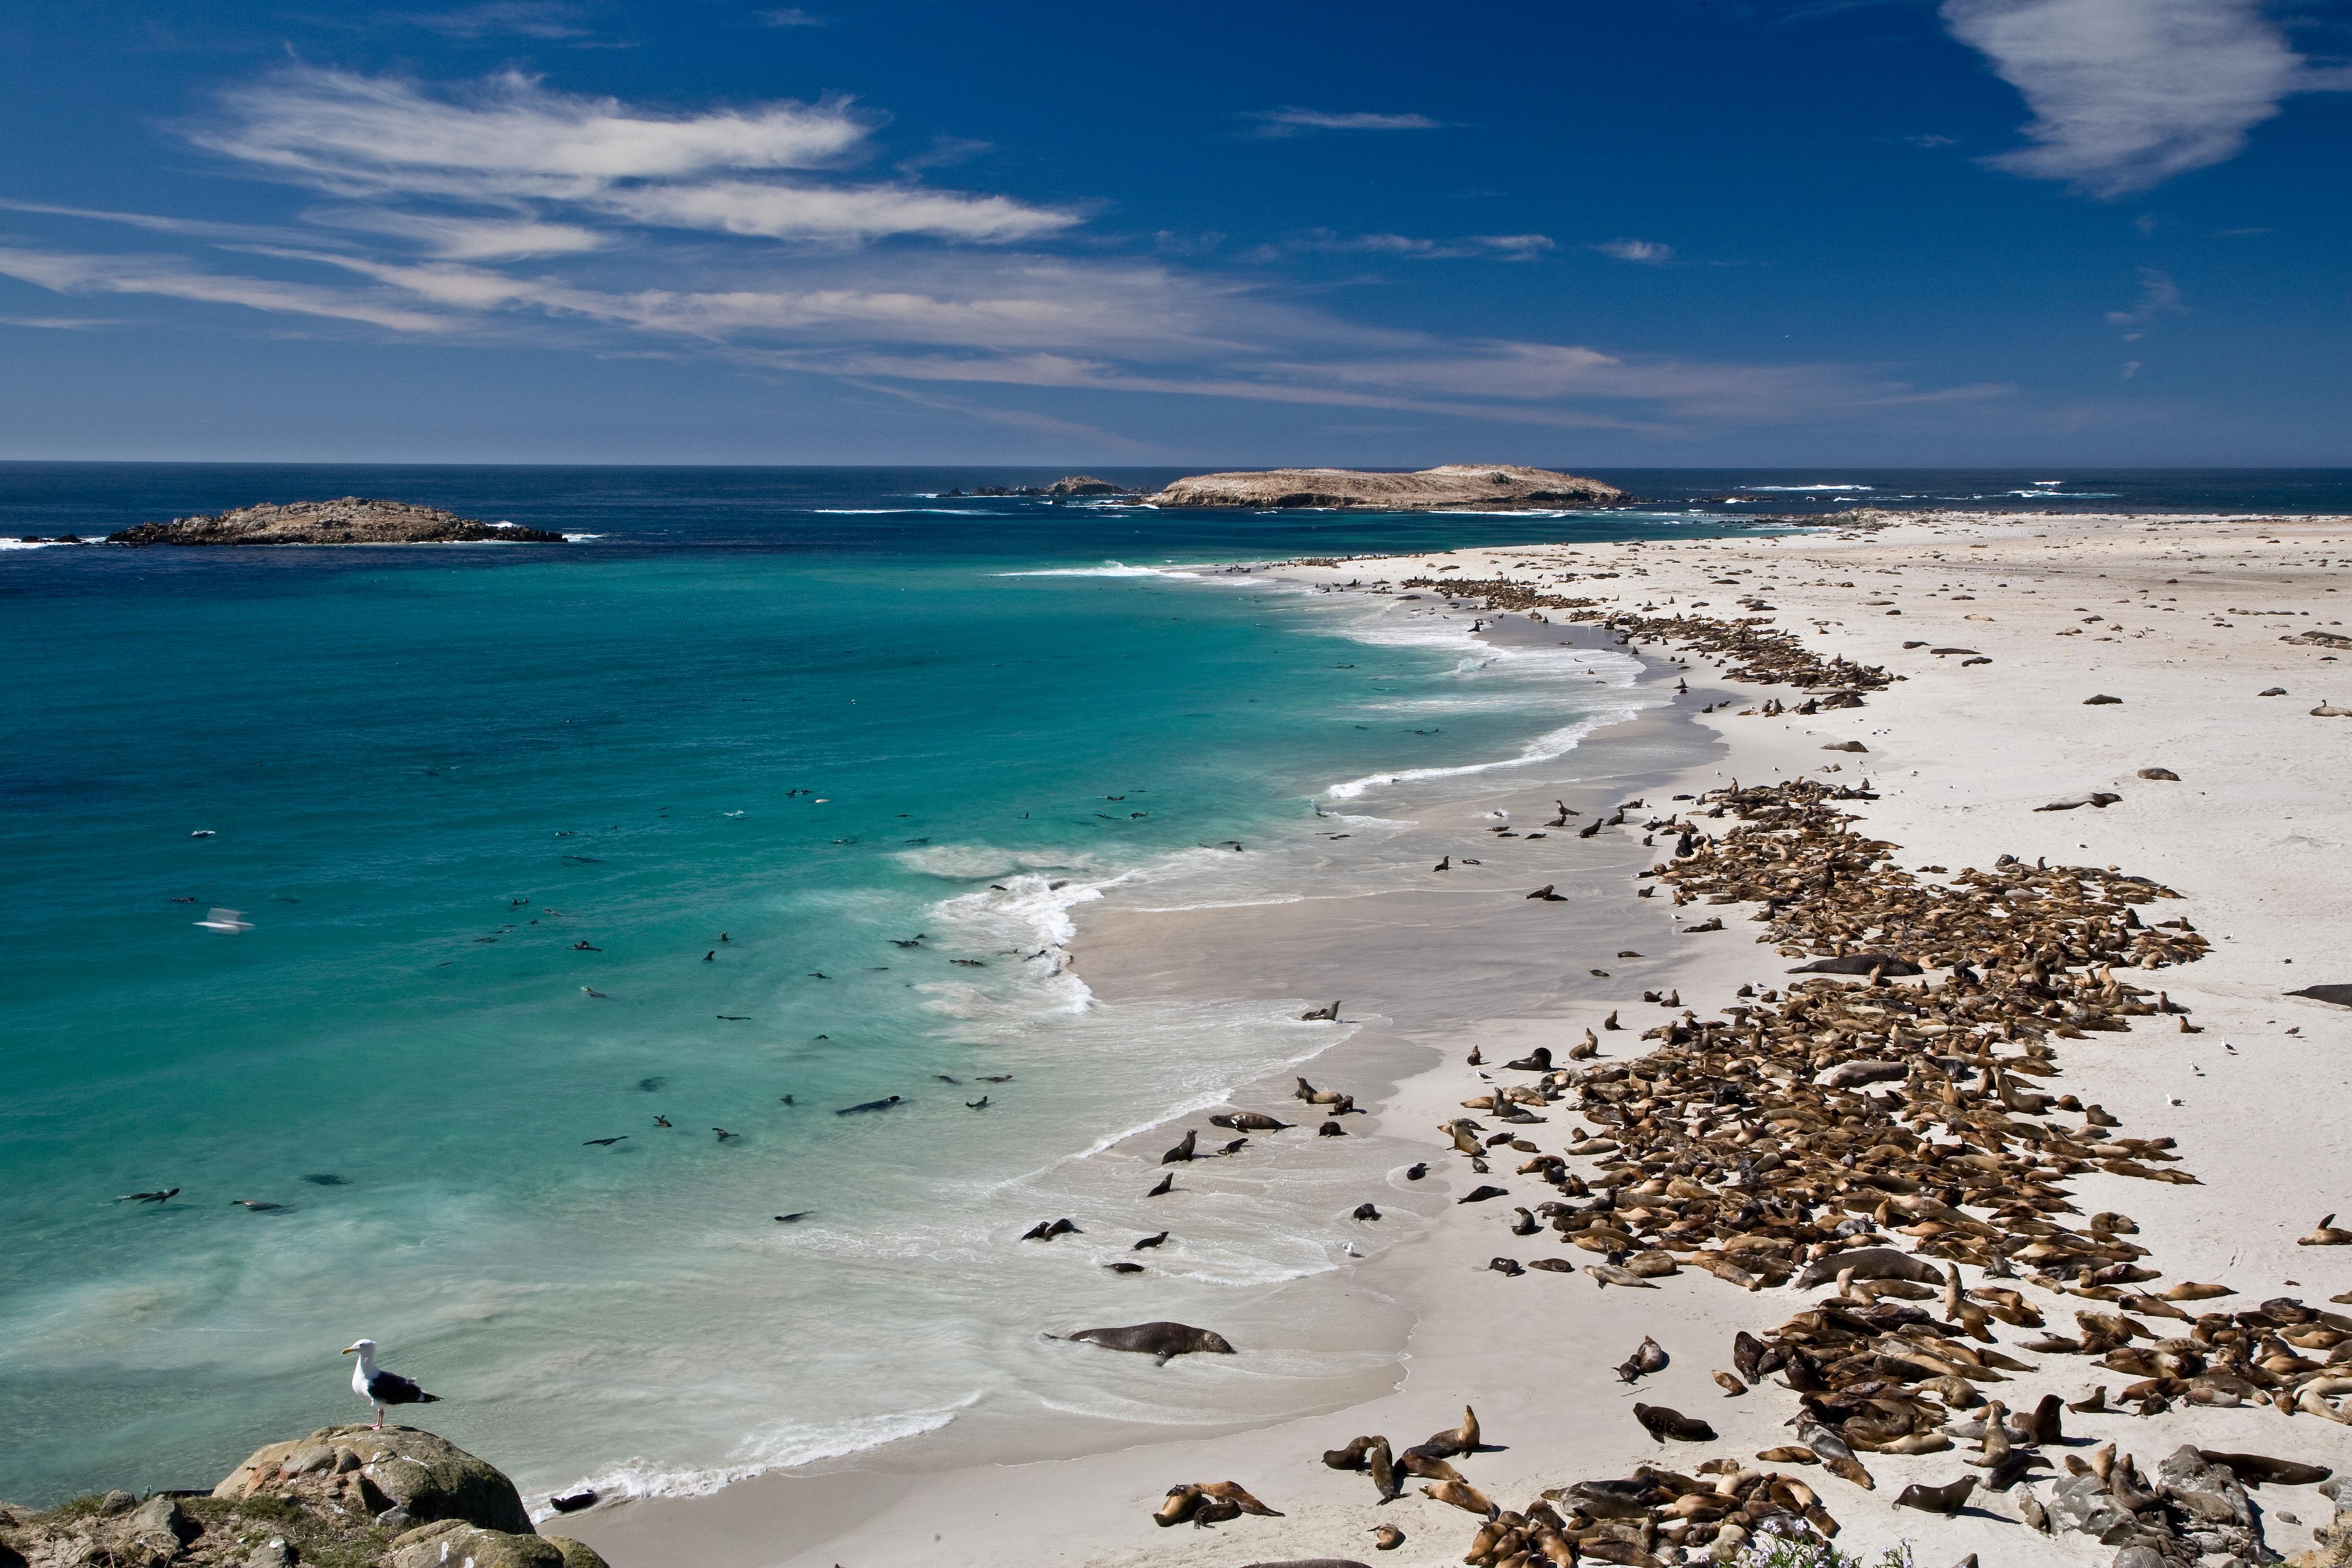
(1114, 586), (2350, 1565)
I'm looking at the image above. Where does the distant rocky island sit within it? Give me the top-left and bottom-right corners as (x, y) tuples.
(941, 475), (1135, 498)
(107, 498), (566, 547)
(1146, 464), (1623, 510)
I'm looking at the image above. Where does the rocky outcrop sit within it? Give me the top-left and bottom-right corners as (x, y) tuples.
(0, 1426), (607, 1568)
(107, 498), (565, 546)
(214, 1424), (533, 1534)
(1146, 464), (1622, 510)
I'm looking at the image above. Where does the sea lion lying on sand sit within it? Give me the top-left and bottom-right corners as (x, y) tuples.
(1051, 1321), (1235, 1364)
(1794, 1246), (1948, 1289)
(1786, 953), (1921, 977)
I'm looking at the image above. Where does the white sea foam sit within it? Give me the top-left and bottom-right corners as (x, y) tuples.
(995, 561), (1178, 578)
(558, 1394), (981, 1506)
(1325, 711), (1636, 799)
(893, 843), (1102, 880)
(0, 538), (79, 550)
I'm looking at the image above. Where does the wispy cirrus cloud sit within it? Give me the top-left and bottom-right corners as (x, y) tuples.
(0, 65), (2004, 443)
(1592, 239), (1674, 263)
(758, 8), (825, 24)
(1244, 107), (1445, 138)
(186, 67), (1076, 243)
(404, 2), (594, 40)
(1276, 230), (1554, 261)
(2104, 266), (2185, 339)
(1941, 0), (2349, 196)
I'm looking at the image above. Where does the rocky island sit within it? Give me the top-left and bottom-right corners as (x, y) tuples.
(1145, 462), (1622, 510)
(0, 1424), (610, 1567)
(107, 498), (566, 547)
(941, 474), (1136, 498)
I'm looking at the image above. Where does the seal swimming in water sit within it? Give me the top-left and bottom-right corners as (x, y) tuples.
(1051, 1321), (1235, 1364)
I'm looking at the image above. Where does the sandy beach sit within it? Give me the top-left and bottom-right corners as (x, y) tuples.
(565, 506), (2352, 1568)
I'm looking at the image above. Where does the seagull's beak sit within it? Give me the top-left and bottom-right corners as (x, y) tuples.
(341, 1345), (359, 1356)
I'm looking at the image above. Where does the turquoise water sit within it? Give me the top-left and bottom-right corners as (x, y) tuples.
(0, 466), (1757, 1504)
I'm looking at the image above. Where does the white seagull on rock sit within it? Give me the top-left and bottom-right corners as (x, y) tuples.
(342, 1339), (439, 1430)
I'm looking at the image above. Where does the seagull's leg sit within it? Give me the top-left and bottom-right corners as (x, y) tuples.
(374, 1404), (384, 1431)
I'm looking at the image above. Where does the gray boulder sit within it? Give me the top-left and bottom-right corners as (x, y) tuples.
(389, 1521), (609, 1568)
(216, 1425), (531, 1535)
(2159, 1444), (2256, 1530)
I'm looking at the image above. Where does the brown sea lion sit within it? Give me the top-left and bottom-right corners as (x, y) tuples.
(1633, 1403), (1716, 1443)
(1161, 1130), (1196, 1164)
(1895, 1476), (1976, 1515)
(1053, 1321), (1235, 1364)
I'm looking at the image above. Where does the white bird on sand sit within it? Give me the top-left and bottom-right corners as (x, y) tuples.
(195, 908), (252, 933)
(342, 1339), (439, 1430)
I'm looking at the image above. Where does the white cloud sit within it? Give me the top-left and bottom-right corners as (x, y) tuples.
(405, 2), (591, 39)
(2104, 267), (2185, 339)
(758, 8), (824, 24)
(309, 209), (608, 258)
(1593, 239), (1674, 263)
(186, 69), (1077, 246)
(0, 65), (2010, 444)
(1941, 0), (2347, 196)
(2120, 360), (2142, 378)
(1245, 108), (1445, 137)
(0, 247), (449, 332)
(1281, 230), (1553, 261)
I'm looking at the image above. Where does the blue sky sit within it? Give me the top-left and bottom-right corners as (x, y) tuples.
(0, 0), (2345, 465)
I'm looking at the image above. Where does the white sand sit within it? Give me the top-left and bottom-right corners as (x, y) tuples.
(564, 509), (2352, 1567)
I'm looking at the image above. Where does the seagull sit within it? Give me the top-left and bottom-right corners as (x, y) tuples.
(342, 1339), (438, 1431)
(195, 908), (252, 933)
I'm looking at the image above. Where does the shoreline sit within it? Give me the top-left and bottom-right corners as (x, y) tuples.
(565, 507), (2352, 1567)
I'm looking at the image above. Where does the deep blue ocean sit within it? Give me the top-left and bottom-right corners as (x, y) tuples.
(3, 464), (2345, 1507)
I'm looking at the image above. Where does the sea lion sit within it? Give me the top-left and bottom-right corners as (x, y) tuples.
(1510, 1207), (1538, 1236)
(1322, 1435), (1379, 1469)
(1053, 1321), (1235, 1364)
(1352, 1202), (1381, 1221)
(1132, 1230), (1168, 1250)
(1161, 1129), (1197, 1164)
(1404, 1163), (1427, 1181)
(1459, 1185), (1509, 1203)
(1616, 1335), (1668, 1383)
(1145, 1172), (1174, 1196)
(1489, 1257), (1524, 1276)
(1370, 1523), (1404, 1551)
(1319, 1119), (1346, 1136)
(1714, 1370), (1747, 1397)
(2197, 1451), (2332, 1487)
(1895, 1476), (1976, 1515)
(1367, 1437), (1400, 1502)
(1021, 1217), (1080, 1241)
(1787, 953), (1922, 976)
(1299, 1001), (1341, 1021)
(2299, 1213), (2352, 1245)
(1586, 1263), (1657, 1288)
(1633, 1403), (1716, 1443)
(1419, 1479), (1494, 1515)
(1793, 1247), (1946, 1289)
(1502, 1047), (1553, 1070)
(1212, 1111), (1293, 1131)
(1105, 1261), (1144, 1274)
(2288, 984), (2352, 1007)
